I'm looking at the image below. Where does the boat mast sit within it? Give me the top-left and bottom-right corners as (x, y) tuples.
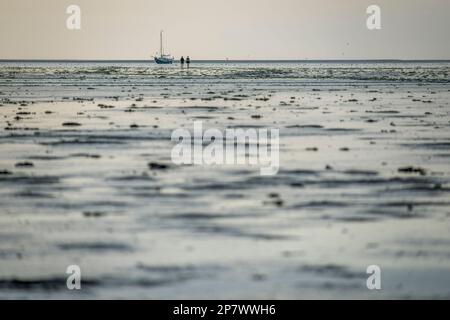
(160, 30), (163, 57)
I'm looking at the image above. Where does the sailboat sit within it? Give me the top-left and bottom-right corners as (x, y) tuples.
(154, 30), (174, 64)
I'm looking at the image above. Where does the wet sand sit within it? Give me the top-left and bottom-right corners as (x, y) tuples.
(0, 62), (450, 299)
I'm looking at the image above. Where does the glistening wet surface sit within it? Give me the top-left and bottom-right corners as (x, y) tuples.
(0, 61), (449, 298)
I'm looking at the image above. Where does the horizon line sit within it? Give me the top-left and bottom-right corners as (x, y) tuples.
(1, 59), (450, 63)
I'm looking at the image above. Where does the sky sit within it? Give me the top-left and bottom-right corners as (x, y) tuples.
(0, 0), (449, 60)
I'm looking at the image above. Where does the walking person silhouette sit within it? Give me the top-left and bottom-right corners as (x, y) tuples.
(186, 56), (191, 69)
(180, 56), (185, 68)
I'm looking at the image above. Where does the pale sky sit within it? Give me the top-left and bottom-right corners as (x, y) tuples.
(0, 0), (449, 60)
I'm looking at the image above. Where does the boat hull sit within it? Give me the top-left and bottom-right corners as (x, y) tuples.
(154, 57), (174, 64)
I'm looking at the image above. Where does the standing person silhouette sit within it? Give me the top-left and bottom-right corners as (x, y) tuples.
(180, 56), (185, 68)
(186, 56), (191, 69)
